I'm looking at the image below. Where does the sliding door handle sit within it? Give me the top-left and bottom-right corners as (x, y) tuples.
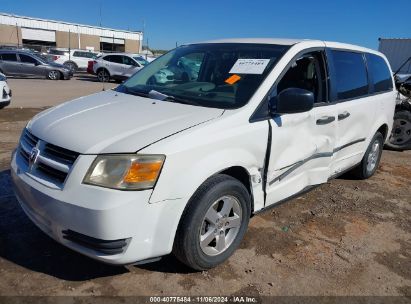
(316, 116), (335, 125)
(338, 111), (350, 120)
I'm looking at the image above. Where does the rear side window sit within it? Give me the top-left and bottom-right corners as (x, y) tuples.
(0, 53), (17, 62)
(331, 50), (368, 100)
(104, 55), (122, 64)
(366, 53), (393, 93)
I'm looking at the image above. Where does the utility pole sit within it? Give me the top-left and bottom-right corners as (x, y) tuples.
(142, 19), (146, 55)
(69, 29), (71, 60)
(99, 1), (102, 27)
(16, 23), (20, 48)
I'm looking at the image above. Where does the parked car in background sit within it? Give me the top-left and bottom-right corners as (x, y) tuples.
(11, 39), (395, 270)
(0, 72), (11, 109)
(52, 49), (98, 72)
(93, 53), (148, 82)
(0, 50), (72, 80)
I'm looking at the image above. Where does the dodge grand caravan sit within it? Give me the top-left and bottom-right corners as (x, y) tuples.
(11, 39), (396, 270)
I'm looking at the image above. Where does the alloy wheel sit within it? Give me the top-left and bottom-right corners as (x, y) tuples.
(199, 195), (242, 256)
(48, 70), (59, 80)
(366, 139), (380, 173)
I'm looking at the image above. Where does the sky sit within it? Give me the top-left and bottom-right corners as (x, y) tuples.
(1, 0), (410, 50)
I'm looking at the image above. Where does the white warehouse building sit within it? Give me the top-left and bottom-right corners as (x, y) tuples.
(0, 12), (143, 53)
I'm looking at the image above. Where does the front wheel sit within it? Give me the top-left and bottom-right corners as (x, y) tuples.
(47, 70), (60, 80)
(173, 174), (251, 270)
(350, 132), (384, 179)
(64, 61), (78, 73)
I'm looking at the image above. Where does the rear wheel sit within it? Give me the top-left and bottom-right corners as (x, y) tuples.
(64, 61), (78, 73)
(173, 174), (251, 270)
(386, 110), (411, 151)
(47, 70), (60, 80)
(97, 69), (110, 82)
(350, 132), (384, 179)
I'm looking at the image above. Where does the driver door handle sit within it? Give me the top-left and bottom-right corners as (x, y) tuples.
(338, 111), (351, 120)
(316, 116), (335, 125)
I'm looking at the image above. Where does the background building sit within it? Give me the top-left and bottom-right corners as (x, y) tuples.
(379, 38), (411, 74)
(0, 13), (143, 53)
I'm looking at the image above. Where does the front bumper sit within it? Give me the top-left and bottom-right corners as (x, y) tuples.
(61, 70), (73, 80)
(11, 150), (186, 265)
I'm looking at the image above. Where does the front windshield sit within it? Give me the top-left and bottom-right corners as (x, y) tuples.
(134, 57), (149, 66)
(117, 43), (289, 109)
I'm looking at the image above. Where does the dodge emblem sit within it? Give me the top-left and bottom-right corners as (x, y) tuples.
(29, 147), (40, 169)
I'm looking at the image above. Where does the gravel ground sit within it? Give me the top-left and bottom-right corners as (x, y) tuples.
(0, 79), (410, 299)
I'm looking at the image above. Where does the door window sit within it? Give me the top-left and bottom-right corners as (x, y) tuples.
(331, 50), (368, 100)
(366, 53), (393, 93)
(19, 54), (38, 64)
(277, 51), (327, 103)
(103, 55), (123, 64)
(0, 53), (17, 62)
(122, 56), (137, 66)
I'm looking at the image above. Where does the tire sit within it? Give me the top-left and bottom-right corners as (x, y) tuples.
(63, 61), (78, 73)
(173, 174), (251, 271)
(386, 110), (411, 151)
(97, 69), (110, 82)
(350, 132), (384, 179)
(47, 70), (61, 80)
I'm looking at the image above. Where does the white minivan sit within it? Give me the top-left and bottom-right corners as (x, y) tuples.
(11, 39), (396, 270)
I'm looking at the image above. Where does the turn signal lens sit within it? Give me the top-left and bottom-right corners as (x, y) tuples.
(83, 154), (165, 190)
(123, 161), (163, 183)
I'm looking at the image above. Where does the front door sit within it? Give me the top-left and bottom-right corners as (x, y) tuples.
(121, 56), (140, 78)
(265, 50), (337, 206)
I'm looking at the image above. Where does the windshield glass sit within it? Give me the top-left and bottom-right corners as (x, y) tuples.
(117, 43), (289, 109)
(134, 56), (149, 66)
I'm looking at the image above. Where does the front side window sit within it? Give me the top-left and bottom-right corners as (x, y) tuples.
(118, 43), (289, 109)
(122, 56), (136, 66)
(277, 51), (327, 103)
(19, 54), (38, 64)
(1, 53), (17, 62)
(366, 53), (393, 93)
(331, 50), (368, 100)
(133, 56), (149, 66)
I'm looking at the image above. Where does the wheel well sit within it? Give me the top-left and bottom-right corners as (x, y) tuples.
(97, 67), (109, 75)
(64, 60), (77, 66)
(377, 124), (389, 141)
(219, 166), (254, 212)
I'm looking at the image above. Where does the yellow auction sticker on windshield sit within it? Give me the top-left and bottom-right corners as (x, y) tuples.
(225, 74), (242, 85)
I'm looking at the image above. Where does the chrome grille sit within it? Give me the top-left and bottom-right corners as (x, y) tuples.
(18, 129), (79, 187)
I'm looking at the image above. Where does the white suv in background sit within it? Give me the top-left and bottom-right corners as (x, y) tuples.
(93, 53), (148, 82)
(0, 72), (11, 109)
(52, 49), (98, 72)
(11, 39), (396, 270)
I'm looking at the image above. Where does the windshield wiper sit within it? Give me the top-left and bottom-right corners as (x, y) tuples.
(120, 86), (149, 98)
(148, 90), (200, 106)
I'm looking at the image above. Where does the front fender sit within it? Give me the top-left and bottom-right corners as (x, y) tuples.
(144, 118), (268, 211)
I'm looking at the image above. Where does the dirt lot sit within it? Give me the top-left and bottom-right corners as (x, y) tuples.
(0, 78), (410, 300)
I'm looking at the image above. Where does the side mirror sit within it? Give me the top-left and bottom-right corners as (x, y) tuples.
(35, 61), (41, 66)
(270, 88), (314, 114)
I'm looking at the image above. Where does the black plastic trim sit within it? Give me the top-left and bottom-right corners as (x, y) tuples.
(62, 229), (129, 255)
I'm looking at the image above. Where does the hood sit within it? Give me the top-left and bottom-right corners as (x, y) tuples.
(28, 90), (224, 154)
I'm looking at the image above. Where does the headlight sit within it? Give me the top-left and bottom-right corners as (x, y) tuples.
(0, 74), (7, 82)
(83, 154), (165, 190)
